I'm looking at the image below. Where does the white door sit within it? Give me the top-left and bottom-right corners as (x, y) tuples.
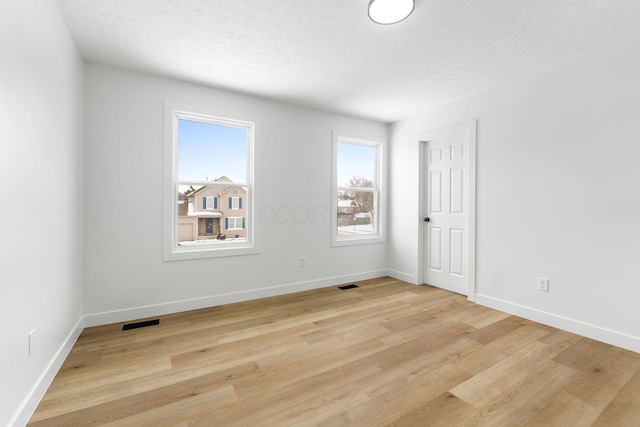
(421, 123), (475, 296)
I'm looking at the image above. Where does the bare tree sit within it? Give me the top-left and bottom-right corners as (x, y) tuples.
(344, 176), (374, 218)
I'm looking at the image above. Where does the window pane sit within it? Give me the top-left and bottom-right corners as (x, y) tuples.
(336, 190), (376, 236)
(231, 197), (240, 209)
(227, 217), (244, 230)
(336, 142), (376, 187)
(176, 184), (248, 246)
(177, 119), (248, 183)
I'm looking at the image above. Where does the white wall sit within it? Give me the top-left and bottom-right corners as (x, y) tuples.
(0, 1), (84, 426)
(83, 64), (388, 325)
(389, 38), (640, 351)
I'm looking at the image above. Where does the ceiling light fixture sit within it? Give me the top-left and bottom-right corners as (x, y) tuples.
(368, 0), (415, 25)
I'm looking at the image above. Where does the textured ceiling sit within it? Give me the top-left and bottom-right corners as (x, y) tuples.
(55, 0), (640, 123)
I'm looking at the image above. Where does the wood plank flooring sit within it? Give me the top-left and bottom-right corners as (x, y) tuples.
(28, 278), (640, 426)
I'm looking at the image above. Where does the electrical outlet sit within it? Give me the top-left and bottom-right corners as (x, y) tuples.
(28, 329), (36, 356)
(537, 277), (549, 292)
(300, 257), (306, 267)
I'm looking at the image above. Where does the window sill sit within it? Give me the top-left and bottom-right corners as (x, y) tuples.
(163, 244), (259, 261)
(331, 235), (385, 247)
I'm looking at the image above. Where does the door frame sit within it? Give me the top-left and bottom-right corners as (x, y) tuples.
(417, 120), (477, 301)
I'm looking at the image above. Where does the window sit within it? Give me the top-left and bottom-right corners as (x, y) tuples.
(164, 103), (259, 260)
(332, 133), (384, 246)
(226, 217), (244, 230)
(204, 196), (217, 210)
(229, 197), (242, 210)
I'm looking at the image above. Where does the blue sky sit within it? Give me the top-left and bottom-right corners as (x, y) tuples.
(178, 119), (247, 183)
(178, 119), (375, 187)
(337, 142), (376, 186)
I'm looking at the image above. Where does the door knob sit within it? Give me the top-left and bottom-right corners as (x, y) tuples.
(424, 217), (430, 222)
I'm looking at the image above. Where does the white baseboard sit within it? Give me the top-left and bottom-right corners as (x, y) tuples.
(84, 270), (389, 327)
(11, 316), (84, 427)
(475, 294), (640, 354)
(385, 269), (417, 284)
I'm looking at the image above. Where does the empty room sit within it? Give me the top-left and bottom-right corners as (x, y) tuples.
(3, 0), (640, 425)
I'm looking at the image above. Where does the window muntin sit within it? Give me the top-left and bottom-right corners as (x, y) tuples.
(164, 104), (257, 260)
(332, 134), (384, 246)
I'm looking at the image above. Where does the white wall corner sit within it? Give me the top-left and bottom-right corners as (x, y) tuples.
(385, 269), (417, 285)
(11, 316), (85, 427)
(475, 294), (640, 354)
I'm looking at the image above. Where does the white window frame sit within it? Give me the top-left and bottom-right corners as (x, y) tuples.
(163, 102), (260, 261)
(227, 216), (244, 230)
(331, 131), (385, 247)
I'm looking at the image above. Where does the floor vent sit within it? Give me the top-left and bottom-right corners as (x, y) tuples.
(122, 319), (160, 331)
(338, 284), (359, 290)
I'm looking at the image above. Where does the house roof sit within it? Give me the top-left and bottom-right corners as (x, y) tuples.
(185, 176), (236, 197)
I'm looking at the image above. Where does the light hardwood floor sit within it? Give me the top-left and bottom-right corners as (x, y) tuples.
(29, 278), (640, 426)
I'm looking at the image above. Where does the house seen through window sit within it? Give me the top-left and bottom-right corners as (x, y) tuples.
(332, 135), (383, 246)
(179, 178), (246, 241)
(164, 105), (256, 260)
